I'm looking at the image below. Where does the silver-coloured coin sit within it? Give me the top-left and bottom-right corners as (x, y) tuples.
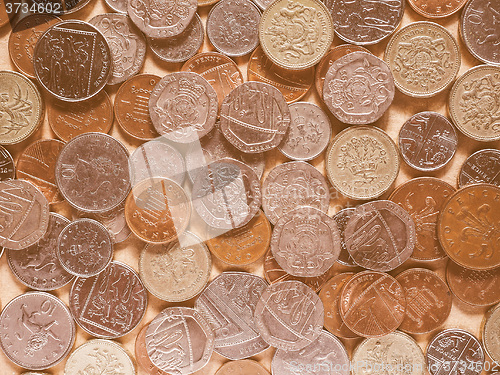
(105, 0), (128, 12)
(459, 149), (500, 188)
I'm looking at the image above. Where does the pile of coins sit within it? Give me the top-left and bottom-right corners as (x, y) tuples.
(0, 0), (499, 373)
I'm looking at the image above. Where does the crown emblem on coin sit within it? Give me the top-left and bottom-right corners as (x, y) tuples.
(178, 78), (206, 101)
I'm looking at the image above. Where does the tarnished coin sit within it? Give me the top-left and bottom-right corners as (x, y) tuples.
(207, 0), (260, 57)
(385, 22), (460, 98)
(408, 0), (467, 18)
(325, 0), (404, 45)
(352, 331), (425, 375)
(149, 72), (218, 143)
(105, 0), (128, 12)
(326, 126), (399, 200)
(76, 204), (132, 244)
(47, 90), (114, 142)
(319, 273), (358, 339)
(195, 272), (269, 359)
(125, 177), (191, 244)
(278, 102), (331, 161)
(323, 52), (395, 124)
(389, 177), (454, 261)
(396, 268), (452, 334)
(459, 149), (500, 188)
(0, 70), (44, 145)
(7, 213), (73, 291)
(0, 292), (75, 370)
(146, 307), (214, 375)
(34, 20), (112, 102)
(482, 304), (500, 364)
(89, 13), (147, 86)
(8, 14), (61, 79)
(70, 261), (147, 338)
(426, 329), (484, 375)
(399, 112), (458, 171)
(449, 65), (500, 141)
(332, 208), (357, 267)
(262, 161), (330, 225)
(254, 280), (324, 351)
(0, 179), (49, 250)
(148, 14), (204, 63)
(140, 232), (211, 302)
(340, 271), (406, 338)
(216, 360), (270, 375)
(446, 261), (500, 306)
(55, 133), (131, 213)
(461, 0), (500, 66)
(0, 145), (14, 180)
(271, 206), (341, 277)
(65, 339), (135, 375)
(272, 329), (350, 375)
(136, 324), (170, 375)
(438, 184), (500, 270)
(192, 158), (262, 230)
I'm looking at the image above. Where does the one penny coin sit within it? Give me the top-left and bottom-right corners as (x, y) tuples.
(216, 360), (270, 375)
(482, 304), (500, 364)
(0, 145), (15, 180)
(459, 149), (500, 188)
(408, 0), (467, 18)
(332, 208), (358, 267)
(135, 324), (169, 375)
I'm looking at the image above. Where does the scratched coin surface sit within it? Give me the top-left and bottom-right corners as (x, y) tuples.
(461, 0), (500, 66)
(34, 20), (112, 102)
(140, 231), (211, 302)
(135, 324), (170, 375)
(89, 13), (147, 86)
(0, 145), (14, 180)
(0, 292), (75, 370)
(459, 149), (500, 188)
(426, 329), (484, 375)
(7, 213), (73, 291)
(262, 161), (330, 225)
(64, 339), (135, 375)
(272, 329), (350, 375)
(278, 102), (331, 161)
(271, 206), (341, 277)
(149, 72), (218, 143)
(340, 271), (406, 338)
(408, 0), (467, 17)
(323, 52), (395, 124)
(449, 65), (500, 141)
(69, 261), (147, 338)
(0, 179), (49, 250)
(216, 360), (270, 375)
(195, 272), (269, 359)
(55, 132), (131, 213)
(389, 177), (455, 261)
(482, 304), (500, 364)
(259, 0), (333, 70)
(0, 70), (44, 145)
(254, 280), (324, 351)
(146, 307), (215, 375)
(332, 208), (358, 267)
(326, 126), (400, 200)
(398, 112), (458, 171)
(438, 184), (500, 270)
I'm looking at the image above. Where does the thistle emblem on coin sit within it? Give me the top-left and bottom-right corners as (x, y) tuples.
(0, 85), (32, 136)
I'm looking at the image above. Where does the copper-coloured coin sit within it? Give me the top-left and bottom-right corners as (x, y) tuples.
(8, 14), (61, 79)
(149, 72), (218, 143)
(0, 0), (9, 28)
(34, 20), (112, 102)
(332, 208), (357, 267)
(0, 292), (75, 370)
(339, 271), (406, 338)
(319, 273), (358, 339)
(459, 149), (500, 188)
(0, 179), (49, 250)
(426, 329), (484, 375)
(146, 307), (214, 375)
(16, 139), (65, 204)
(216, 360), (270, 375)
(482, 304), (500, 364)
(408, 0), (467, 17)
(7, 213), (73, 291)
(271, 206), (341, 277)
(399, 112), (458, 171)
(195, 272), (269, 359)
(446, 260), (500, 306)
(76, 204), (132, 244)
(254, 280), (324, 351)
(0, 145), (14, 181)
(135, 324), (170, 375)
(345, 200), (416, 272)
(389, 177), (455, 261)
(69, 260), (147, 338)
(248, 46), (314, 104)
(438, 184), (500, 270)
(206, 210), (271, 266)
(396, 268), (452, 334)
(323, 52), (395, 124)
(55, 132), (131, 213)
(262, 161), (330, 225)
(272, 329), (350, 375)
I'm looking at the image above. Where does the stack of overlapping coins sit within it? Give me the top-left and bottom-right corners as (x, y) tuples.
(0, 0), (499, 373)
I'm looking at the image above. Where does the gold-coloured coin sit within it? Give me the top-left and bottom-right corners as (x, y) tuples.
(385, 22), (460, 98)
(482, 304), (500, 364)
(326, 126), (399, 200)
(258, 0), (334, 70)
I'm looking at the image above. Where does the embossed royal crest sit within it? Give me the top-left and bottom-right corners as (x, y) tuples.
(286, 115), (323, 150)
(151, 244), (196, 285)
(130, 0), (191, 26)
